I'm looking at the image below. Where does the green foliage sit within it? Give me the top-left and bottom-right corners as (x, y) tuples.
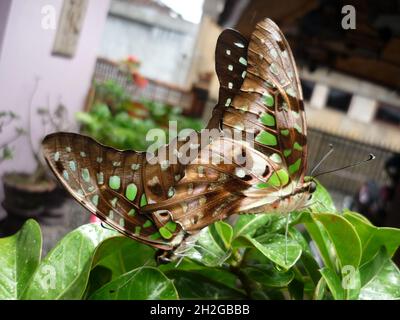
(77, 81), (203, 151)
(1, 182), (400, 300)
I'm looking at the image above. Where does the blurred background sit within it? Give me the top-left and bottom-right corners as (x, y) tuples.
(0, 0), (399, 254)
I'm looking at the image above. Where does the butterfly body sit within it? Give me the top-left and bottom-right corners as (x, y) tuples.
(42, 18), (316, 253)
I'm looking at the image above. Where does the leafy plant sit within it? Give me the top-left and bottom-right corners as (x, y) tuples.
(77, 81), (203, 151)
(0, 111), (25, 164)
(1, 182), (399, 300)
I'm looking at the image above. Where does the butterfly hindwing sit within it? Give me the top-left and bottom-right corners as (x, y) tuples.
(42, 132), (184, 249)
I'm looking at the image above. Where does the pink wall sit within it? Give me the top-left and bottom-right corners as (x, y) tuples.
(0, 0), (110, 205)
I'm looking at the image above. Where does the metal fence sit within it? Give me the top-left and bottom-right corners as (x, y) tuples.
(307, 128), (395, 195)
(93, 57), (193, 111)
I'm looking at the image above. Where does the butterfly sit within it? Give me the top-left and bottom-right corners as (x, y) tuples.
(42, 18), (317, 257)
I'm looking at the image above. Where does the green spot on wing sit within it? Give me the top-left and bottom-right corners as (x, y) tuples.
(128, 208), (136, 216)
(69, 161), (76, 171)
(293, 142), (303, 151)
(260, 113), (275, 126)
(149, 232), (161, 240)
(239, 57), (247, 65)
(81, 168), (90, 182)
(289, 159), (302, 175)
(143, 220), (153, 228)
(165, 221), (177, 232)
(134, 226), (141, 235)
(91, 195), (99, 207)
(270, 153), (282, 163)
(281, 129), (289, 136)
(140, 193), (147, 207)
(263, 93), (274, 107)
(284, 149), (292, 157)
(125, 183), (138, 201)
(109, 176), (121, 190)
(294, 123), (302, 134)
(110, 197), (118, 207)
(159, 227), (173, 239)
(256, 169), (289, 188)
(255, 131), (277, 146)
(263, 169), (290, 188)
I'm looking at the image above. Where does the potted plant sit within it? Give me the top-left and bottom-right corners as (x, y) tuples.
(2, 81), (70, 230)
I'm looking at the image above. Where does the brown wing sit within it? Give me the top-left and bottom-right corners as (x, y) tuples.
(207, 29), (249, 129)
(144, 19), (308, 232)
(42, 132), (187, 250)
(220, 18), (307, 190)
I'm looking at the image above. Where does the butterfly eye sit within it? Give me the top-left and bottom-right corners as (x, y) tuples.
(309, 181), (317, 193)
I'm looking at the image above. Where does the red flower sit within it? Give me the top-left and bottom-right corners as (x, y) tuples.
(127, 55), (139, 63)
(132, 72), (148, 88)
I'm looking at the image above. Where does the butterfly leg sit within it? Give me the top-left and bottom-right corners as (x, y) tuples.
(284, 212), (290, 264)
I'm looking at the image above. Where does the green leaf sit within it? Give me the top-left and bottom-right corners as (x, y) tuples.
(243, 234), (302, 269)
(22, 223), (116, 300)
(359, 247), (400, 300)
(185, 225), (231, 267)
(320, 267), (345, 300)
(359, 259), (400, 300)
(233, 214), (270, 238)
(344, 211), (400, 264)
(92, 236), (156, 279)
(242, 266), (294, 288)
(165, 270), (245, 299)
(89, 267), (178, 300)
(314, 277), (327, 300)
(299, 251), (322, 286)
(0, 220), (42, 299)
(160, 258), (239, 290)
(212, 221), (233, 249)
(312, 213), (362, 269)
(299, 212), (336, 270)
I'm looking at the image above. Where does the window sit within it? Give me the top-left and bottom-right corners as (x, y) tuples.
(326, 87), (352, 112)
(375, 102), (400, 126)
(300, 79), (315, 101)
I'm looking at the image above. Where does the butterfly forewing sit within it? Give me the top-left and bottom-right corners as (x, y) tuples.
(207, 29), (249, 129)
(219, 19), (307, 192)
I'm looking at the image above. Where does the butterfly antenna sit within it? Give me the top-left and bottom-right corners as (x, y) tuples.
(313, 154), (375, 179)
(310, 144), (334, 176)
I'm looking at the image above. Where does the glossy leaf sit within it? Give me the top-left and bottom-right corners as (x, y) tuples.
(233, 214), (270, 238)
(160, 258), (239, 290)
(244, 234), (302, 269)
(359, 247), (400, 300)
(320, 267), (345, 300)
(314, 277), (328, 300)
(314, 213), (362, 268)
(92, 236), (156, 279)
(185, 226), (231, 267)
(89, 267), (178, 300)
(22, 223), (117, 300)
(165, 270), (245, 299)
(344, 211), (400, 264)
(0, 219), (42, 299)
(359, 259), (400, 300)
(242, 266), (294, 288)
(297, 212), (336, 270)
(210, 221), (233, 250)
